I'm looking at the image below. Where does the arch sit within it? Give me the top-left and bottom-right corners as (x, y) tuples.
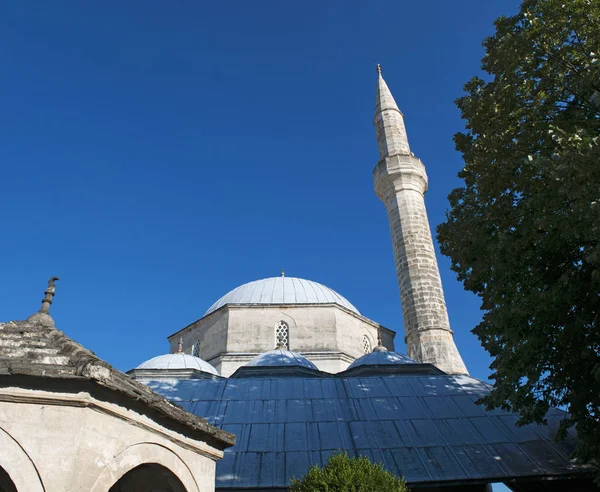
(362, 334), (372, 354)
(108, 463), (186, 492)
(0, 426), (45, 492)
(90, 442), (200, 492)
(274, 321), (289, 349)
(0, 466), (17, 492)
(192, 340), (201, 357)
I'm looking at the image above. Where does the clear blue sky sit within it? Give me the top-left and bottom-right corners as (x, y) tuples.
(2, 3), (524, 489)
(1, 0), (522, 397)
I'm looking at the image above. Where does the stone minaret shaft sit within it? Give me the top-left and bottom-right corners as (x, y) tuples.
(372, 70), (468, 375)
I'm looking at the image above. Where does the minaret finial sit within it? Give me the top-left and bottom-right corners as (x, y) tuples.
(177, 336), (184, 354)
(281, 269), (285, 278)
(39, 277), (59, 314)
(376, 63), (382, 75)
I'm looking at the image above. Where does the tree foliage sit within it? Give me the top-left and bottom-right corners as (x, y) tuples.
(437, 0), (600, 465)
(289, 452), (407, 491)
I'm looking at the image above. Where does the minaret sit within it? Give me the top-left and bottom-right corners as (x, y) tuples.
(372, 66), (468, 375)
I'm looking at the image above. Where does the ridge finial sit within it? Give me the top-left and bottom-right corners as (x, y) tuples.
(27, 276), (59, 327)
(39, 277), (59, 314)
(372, 329), (387, 352)
(281, 269), (285, 278)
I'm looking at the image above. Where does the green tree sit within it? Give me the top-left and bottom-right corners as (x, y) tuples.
(437, 0), (600, 466)
(289, 452), (407, 492)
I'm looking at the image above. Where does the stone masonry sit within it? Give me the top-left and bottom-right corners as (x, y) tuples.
(372, 69), (468, 375)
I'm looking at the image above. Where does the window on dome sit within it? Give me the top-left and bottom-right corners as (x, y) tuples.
(275, 321), (289, 349)
(192, 340), (201, 357)
(362, 335), (371, 354)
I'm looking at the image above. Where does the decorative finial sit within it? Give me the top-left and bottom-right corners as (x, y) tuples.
(177, 336), (184, 354)
(27, 276), (59, 327)
(275, 340), (286, 350)
(373, 329), (387, 352)
(281, 269), (285, 278)
(376, 63), (382, 75)
(39, 277), (59, 314)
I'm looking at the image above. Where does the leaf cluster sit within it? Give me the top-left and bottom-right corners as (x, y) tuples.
(289, 452), (407, 492)
(437, 0), (600, 468)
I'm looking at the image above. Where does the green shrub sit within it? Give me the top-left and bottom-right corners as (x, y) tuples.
(290, 452), (408, 491)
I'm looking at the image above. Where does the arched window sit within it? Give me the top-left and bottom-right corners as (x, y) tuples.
(362, 335), (371, 354)
(192, 340), (201, 357)
(275, 321), (289, 349)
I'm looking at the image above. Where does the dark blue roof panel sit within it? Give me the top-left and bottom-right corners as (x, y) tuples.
(142, 373), (590, 488)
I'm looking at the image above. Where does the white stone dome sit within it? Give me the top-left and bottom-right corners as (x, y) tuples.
(247, 349), (318, 370)
(348, 350), (417, 369)
(137, 353), (219, 375)
(205, 276), (359, 316)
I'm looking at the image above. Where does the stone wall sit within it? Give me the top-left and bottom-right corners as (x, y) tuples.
(0, 386), (222, 492)
(169, 305), (395, 377)
(374, 154), (468, 375)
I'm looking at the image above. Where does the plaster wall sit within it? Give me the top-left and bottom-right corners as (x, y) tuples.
(170, 305), (395, 377)
(0, 387), (221, 492)
(170, 310), (229, 362)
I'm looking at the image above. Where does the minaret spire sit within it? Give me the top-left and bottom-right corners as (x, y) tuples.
(372, 69), (468, 375)
(374, 66), (410, 160)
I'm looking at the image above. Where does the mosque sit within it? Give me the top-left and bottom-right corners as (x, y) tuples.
(0, 69), (596, 491)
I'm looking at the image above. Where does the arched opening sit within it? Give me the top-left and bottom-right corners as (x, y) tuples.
(108, 463), (187, 492)
(0, 466), (17, 492)
(275, 321), (289, 349)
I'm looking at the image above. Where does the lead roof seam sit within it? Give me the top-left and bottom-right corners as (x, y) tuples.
(312, 282), (330, 304)
(297, 278), (308, 304)
(428, 415), (476, 480)
(497, 413), (573, 465)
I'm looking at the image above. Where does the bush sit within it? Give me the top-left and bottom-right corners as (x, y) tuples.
(290, 452), (408, 491)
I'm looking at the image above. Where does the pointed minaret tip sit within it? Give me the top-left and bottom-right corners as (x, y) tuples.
(374, 66), (410, 159)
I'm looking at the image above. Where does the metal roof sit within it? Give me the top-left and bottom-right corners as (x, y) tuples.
(205, 277), (360, 316)
(348, 350), (417, 369)
(140, 369), (589, 488)
(247, 349), (318, 370)
(136, 353), (219, 375)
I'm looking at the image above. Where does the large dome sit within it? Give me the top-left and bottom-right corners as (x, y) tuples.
(205, 276), (360, 316)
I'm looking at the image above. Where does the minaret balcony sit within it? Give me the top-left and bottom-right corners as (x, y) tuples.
(373, 154), (428, 200)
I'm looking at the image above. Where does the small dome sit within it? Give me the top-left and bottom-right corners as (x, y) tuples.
(247, 349), (318, 370)
(137, 353), (219, 375)
(348, 350), (417, 369)
(205, 276), (359, 316)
